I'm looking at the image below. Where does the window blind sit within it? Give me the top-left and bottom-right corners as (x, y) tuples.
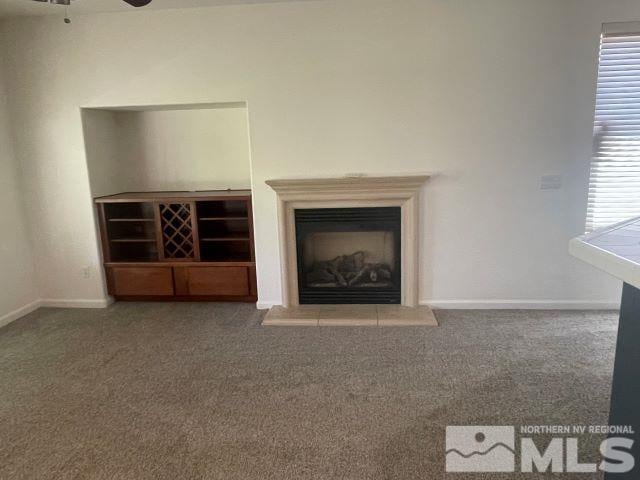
(586, 24), (640, 232)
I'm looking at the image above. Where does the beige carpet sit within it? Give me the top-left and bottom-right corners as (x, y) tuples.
(0, 304), (618, 479)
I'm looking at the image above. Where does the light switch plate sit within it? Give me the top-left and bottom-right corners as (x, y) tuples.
(540, 175), (563, 190)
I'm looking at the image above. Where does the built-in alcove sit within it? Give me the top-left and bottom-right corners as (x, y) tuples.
(82, 102), (256, 302)
(81, 102), (252, 197)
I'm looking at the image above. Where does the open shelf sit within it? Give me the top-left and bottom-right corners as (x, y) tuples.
(104, 202), (155, 220)
(198, 217), (248, 238)
(110, 239), (157, 243)
(200, 216), (248, 221)
(107, 215), (156, 243)
(196, 199), (252, 262)
(101, 202), (158, 261)
(200, 240), (251, 262)
(108, 218), (155, 223)
(197, 200), (248, 218)
(109, 240), (159, 262)
(201, 237), (250, 242)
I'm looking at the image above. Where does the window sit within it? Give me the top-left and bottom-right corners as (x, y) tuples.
(587, 22), (640, 232)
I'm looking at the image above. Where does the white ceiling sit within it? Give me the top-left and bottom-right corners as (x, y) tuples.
(0, 0), (312, 18)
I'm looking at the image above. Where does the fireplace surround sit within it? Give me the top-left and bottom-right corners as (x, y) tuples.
(266, 175), (429, 308)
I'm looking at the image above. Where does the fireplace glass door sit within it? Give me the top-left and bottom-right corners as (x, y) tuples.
(295, 207), (401, 304)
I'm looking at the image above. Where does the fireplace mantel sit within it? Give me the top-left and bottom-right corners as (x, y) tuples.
(266, 175), (429, 197)
(266, 175), (430, 308)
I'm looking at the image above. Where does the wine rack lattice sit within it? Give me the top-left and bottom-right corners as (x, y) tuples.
(160, 203), (195, 259)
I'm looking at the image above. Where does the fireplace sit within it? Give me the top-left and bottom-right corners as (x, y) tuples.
(265, 175), (429, 308)
(295, 207), (401, 304)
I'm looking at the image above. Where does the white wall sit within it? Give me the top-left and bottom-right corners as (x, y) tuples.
(81, 109), (126, 198)
(1, 0), (637, 309)
(83, 106), (252, 198)
(118, 107), (252, 193)
(0, 59), (38, 324)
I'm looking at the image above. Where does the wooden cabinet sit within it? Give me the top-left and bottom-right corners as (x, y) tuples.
(174, 266), (250, 296)
(96, 191), (257, 302)
(107, 266), (174, 296)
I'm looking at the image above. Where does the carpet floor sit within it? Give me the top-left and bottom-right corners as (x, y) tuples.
(0, 304), (619, 479)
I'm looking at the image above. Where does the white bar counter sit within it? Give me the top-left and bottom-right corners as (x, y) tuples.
(570, 216), (640, 480)
(570, 216), (640, 290)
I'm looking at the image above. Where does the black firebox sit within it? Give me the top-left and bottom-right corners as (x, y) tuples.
(295, 207), (401, 304)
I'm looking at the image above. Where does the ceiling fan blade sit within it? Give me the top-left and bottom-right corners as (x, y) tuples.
(122, 0), (153, 6)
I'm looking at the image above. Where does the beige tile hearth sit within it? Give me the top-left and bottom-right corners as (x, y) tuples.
(318, 305), (378, 326)
(262, 306), (319, 326)
(262, 305), (438, 327)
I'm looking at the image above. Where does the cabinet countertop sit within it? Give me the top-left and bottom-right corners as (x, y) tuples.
(569, 216), (640, 290)
(95, 190), (252, 203)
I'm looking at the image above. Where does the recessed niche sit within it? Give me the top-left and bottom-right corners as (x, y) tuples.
(81, 102), (252, 198)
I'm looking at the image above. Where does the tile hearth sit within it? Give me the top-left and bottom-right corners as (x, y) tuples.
(262, 305), (438, 327)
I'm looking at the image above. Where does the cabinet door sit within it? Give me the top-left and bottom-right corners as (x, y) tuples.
(108, 267), (174, 296)
(174, 266), (249, 296)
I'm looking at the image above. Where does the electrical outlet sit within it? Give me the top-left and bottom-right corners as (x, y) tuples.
(82, 266), (91, 279)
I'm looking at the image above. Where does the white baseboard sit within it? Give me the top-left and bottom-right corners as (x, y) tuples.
(41, 298), (114, 309)
(257, 299), (618, 311)
(0, 300), (43, 329)
(421, 300), (620, 310)
(1, 297), (618, 331)
(256, 300), (280, 310)
(0, 297), (114, 329)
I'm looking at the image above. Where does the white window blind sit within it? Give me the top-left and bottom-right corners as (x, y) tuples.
(587, 23), (640, 232)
